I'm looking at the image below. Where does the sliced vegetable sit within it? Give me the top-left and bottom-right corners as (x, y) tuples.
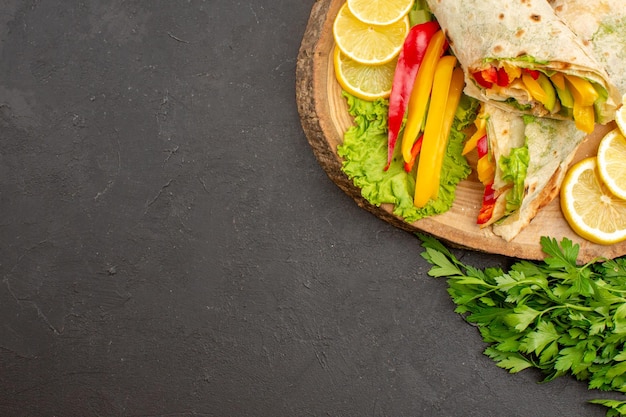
(536, 73), (556, 112)
(564, 74), (599, 107)
(550, 72), (566, 90)
(501, 62), (521, 82)
(521, 73), (548, 104)
(476, 134), (495, 187)
(552, 74), (574, 110)
(462, 104), (487, 155)
(481, 67), (498, 85)
(413, 54), (457, 208)
(572, 97), (596, 133)
(337, 91), (477, 224)
(522, 68), (540, 80)
(472, 70), (493, 89)
(468, 64), (606, 131)
(544, 72), (575, 115)
(565, 76), (596, 133)
(401, 29), (447, 164)
(476, 182), (497, 225)
(520, 72), (559, 113)
(477, 152), (494, 184)
(404, 134), (423, 172)
(476, 133), (489, 159)
(431, 66), (465, 200)
(473, 133), (497, 225)
(386, 21), (440, 170)
(496, 67), (509, 87)
(592, 82), (610, 124)
(473, 66), (539, 90)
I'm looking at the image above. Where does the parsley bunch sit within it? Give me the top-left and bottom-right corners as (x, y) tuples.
(419, 233), (626, 417)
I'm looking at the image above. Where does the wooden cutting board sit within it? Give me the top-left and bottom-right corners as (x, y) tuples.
(295, 0), (626, 263)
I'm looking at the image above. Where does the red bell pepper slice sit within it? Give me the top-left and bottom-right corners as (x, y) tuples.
(523, 68), (540, 80)
(496, 67), (510, 87)
(476, 134), (489, 158)
(404, 134), (424, 172)
(472, 71), (492, 89)
(476, 135), (496, 225)
(477, 182), (497, 225)
(385, 21), (440, 171)
(481, 67), (498, 84)
(473, 67), (500, 89)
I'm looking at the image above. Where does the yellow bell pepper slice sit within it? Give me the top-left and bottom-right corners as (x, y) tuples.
(522, 73), (548, 104)
(501, 62), (522, 82)
(401, 30), (447, 164)
(550, 72), (566, 90)
(565, 76), (596, 133)
(462, 109), (487, 155)
(564, 74), (599, 107)
(413, 55), (457, 208)
(431, 66), (464, 201)
(477, 154), (495, 185)
(572, 92), (596, 133)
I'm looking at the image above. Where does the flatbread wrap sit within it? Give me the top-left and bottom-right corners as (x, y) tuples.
(474, 103), (587, 241)
(425, 0), (620, 132)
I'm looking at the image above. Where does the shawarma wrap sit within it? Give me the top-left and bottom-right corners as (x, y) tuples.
(425, 0), (620, 132)
(476, 103), (587, 241)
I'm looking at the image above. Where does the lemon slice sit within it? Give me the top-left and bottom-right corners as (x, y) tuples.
(614, 93), (626, 136)
(333, 46), (396, 100)
(561, 157), (626, 245)
(333, 3), (410, 65)
(347, 0), (414, 25)
(597, 128), (626, 200)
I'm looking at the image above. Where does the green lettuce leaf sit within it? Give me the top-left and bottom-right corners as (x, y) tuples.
(499, 144), (530, 215)
(337, 92), (479, 223)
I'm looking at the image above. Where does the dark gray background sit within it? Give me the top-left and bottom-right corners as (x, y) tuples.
(0, 1), (615, 416)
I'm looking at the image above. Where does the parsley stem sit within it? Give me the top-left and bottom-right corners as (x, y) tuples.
(540, 303), (595, 316)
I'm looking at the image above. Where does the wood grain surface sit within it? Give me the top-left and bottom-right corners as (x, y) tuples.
(296, 0), (626, 263)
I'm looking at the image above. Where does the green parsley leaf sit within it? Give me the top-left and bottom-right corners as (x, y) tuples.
(541, 236), (579, 269)
(520, 320), (560, 356)
(419, 234), (626, 417)
(589, 399), (626, 417)
(504, 305), (542, 332)
(424, 247), (463, 277)
(485, 347), (534, 373)
(607, 361), (626, 380)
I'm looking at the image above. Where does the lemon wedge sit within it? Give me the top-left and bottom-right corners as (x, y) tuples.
(347, 0), (414, 25)
(333, 46), (396, 101)
(561, 157), (626, 245)
(333, 3), (409, 65)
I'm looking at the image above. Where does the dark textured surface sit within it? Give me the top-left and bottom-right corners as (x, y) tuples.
(0, 1), (615, 416)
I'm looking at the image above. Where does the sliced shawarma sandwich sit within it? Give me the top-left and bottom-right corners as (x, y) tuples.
(425, 0), (620, 133)
(466, 103), (587, 241)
